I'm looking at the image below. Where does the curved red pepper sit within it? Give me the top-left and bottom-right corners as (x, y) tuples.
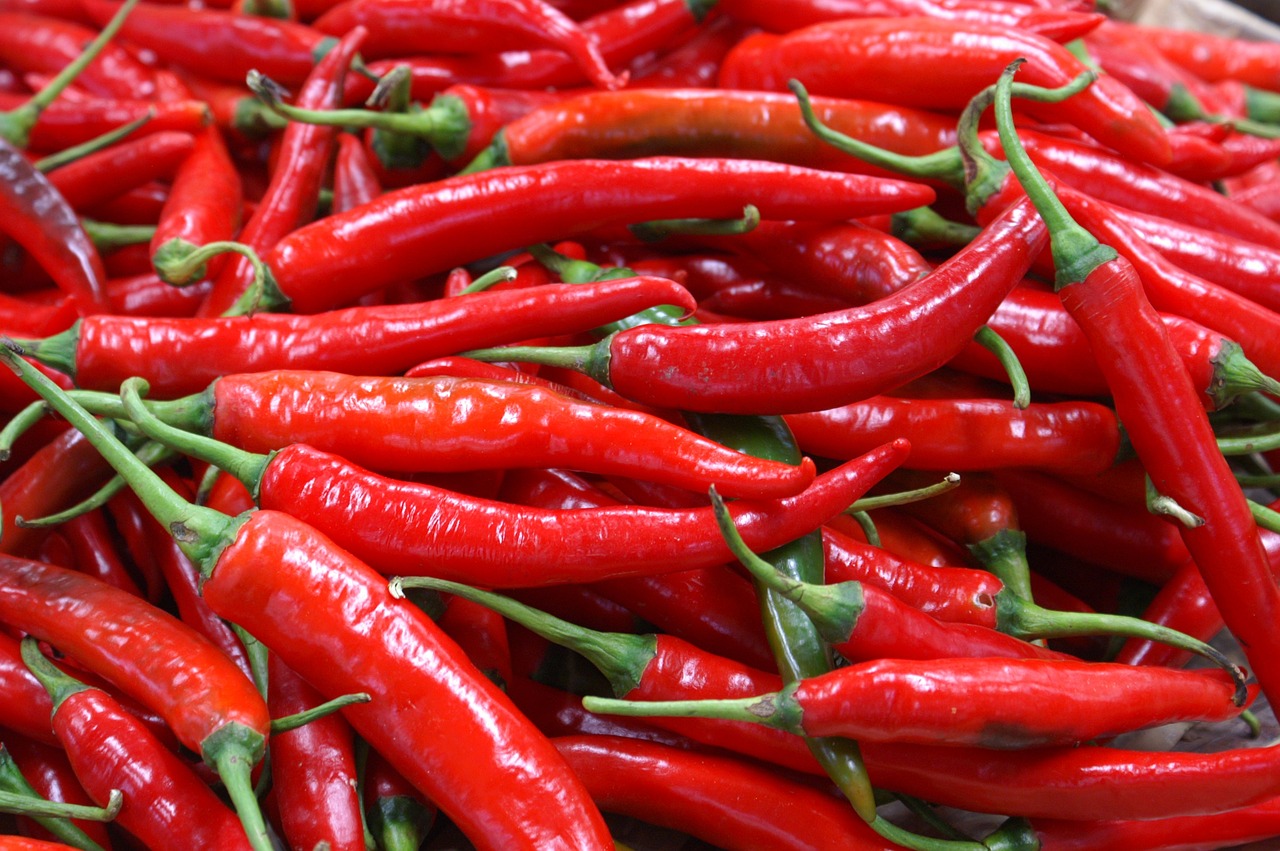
(22, 275), (696, 396)
(151, 126), (243, 286)
(47, 130), (195, 213)
(0, 12), (155, 100)
(719, 18), (1171, 166)
(263, 157), (934, 314)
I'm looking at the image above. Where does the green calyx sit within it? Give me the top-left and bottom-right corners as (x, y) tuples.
(390, 576), (656, 698)
(581, 682), (804, 733)
(991, 60), (1116, 289)
(967, 528), (1033, 603)
(20, 635), (91, 716)
(202, 722), (272, 851)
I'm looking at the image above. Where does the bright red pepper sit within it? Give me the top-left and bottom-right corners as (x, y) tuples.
(46, 131), (195, 213)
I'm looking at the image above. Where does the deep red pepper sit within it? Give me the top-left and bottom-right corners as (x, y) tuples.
(497, 465), (775, 670)
(494, 194), (1043, 414)
(785, 392), (1121, 474)
(331, 131), (382, 213)
(346, 0), (715, 99)
(150, 126), (243, 286)
(1141, 23), (1280, 90)
(628, 14), (750, 88)
(59, 510), (143, 598)
(721, 0), (1103, 42)
(267, 654), (366, 851)
(258, 157), (934, 315)
(2, 736), (114, 851)
(0, 12), (155, 100)
(314, 0), (623, 89)
(996, 62), (1280, 710)
(108, 369), (815, 498)
(584, 656), (1251, 748)
(0, 138), (108, 317)
(3, 344), (616, 851)
(0, 93), (212, 153)
(718, 18), (1171, 167)
(46, 131), (195, 213)
(16, 275), (695, 396)
(0, 429), (113, 559)
(438, 593), (514, 687)
(79, 0), (335, 87)
(105, 272), (209, 318)
(553, 735), (896, 851)
(21, 640), (255, 850)
(195, 25), (365, 315)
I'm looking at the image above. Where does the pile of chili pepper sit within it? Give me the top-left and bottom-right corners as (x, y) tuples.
(8, 0), (1280, 847)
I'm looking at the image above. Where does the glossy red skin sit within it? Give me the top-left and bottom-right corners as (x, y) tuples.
(201, 510), (613, 851)
(61, 511), (143, 597)
(345, 0), (707, 100)
(151, 126), (243, 276)
(0, 12), (155, 99)
(822, 525), (1003, 627)
(50, 688), (252, 850)
(494, 88), (959, 176)
(0, 556), (268, 757)
(0, 96), (203, 152)
(106, 273), (209, 318)
(0, 139), (108, 317)
(257, 440), (908, 586)
(67, 276), (695, 395)
(314, 0), (619, 89)
(268, 655), (366, 851)
(498, 466), (775, 671)
(1002, 130), (1280, 252)
(603, 193), (1045, 415)
(1058, 256), (1280, 708)
(265, 157), (933, 314)
(718, 18), (1170, 166)
(209, 371), (815, 499)
(553, 735), (895, 851)
(836, 583), (1067, 663)
(721, 0), (1101, 41)
(47, 132), (194, 213)
(331, 132), (382, 213)
(0, 632), (58, 744)
(199, 26), (364, 316)
(1142, 24), (1280, 90)
(438, 596), (513, 687)
(0, 429), (113, 559)
(786, 394), (1120, 474)
(1031, 796), (1280, 850)
(79, 0), (330, 86)
(788, 657), (1249, 747)
(3, 736), (113, 850)
(951, 283), (1239, 409)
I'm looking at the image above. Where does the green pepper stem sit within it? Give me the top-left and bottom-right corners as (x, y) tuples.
(204, 726), (272, 851)
(271, 692), (371, 734)
(709, 487), (869, 647)
(1146, 476), (1205, 529)
(972, 326), (1031, 409)
(996, 592), (1248, 705)
(1250, 499), (1280, 535)
(35, 112), (153, 173)
(992, 60), (1117, 288)
(78, 219), (157, 252)
(0, 341), (241, 575)
(0, 0), (140, 148)
(390, 576), (655, 697)
(369, 793), (436, 851)
(0, 747), (108, 850)
(455, 265), (517, 296)
(968, 529), (1034, 603)
(462, 339), (614, 386)
(20, 635), (92, 715)
(849, 473), (961, 512)
(581, 687), (800, 732)
(16, 441), (175, 528)
(890, 206), (981, 249)
(628, 204), (760, 243)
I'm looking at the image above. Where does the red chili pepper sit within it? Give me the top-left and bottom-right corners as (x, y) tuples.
(0, 93), (212, 153)
(150, 127), (243, 286)
(331, 131), (382, 213)
(15, 275), (695, 396)
(482, 193), (1043, 414)
(195, 25), (365, 314)
(347, 0), (715, 99)
(463, 87), (961, 176)
(1, 735), (114, 851)
(785, 392), (1121, 474)
(438, 593), (514, 686)
(995, 61), (1280, 711)
(0, 428), (113, 559)
(584, 656), (1251, 748)
(0, 138), (109, 316)
(720, 0), (1104, 42)
(497, 465), (776, 670)
(113, 369), (815, 498)
(0, 12), (156, 100)
(58, 510), (143, 598)
(1140, 22), (1280, 90)
(21, 639), (255, 850)
(553, 735), (896, 851)
(314, 0), (624, 89)
(718, 18), (1171, 166)
(507, 676), (694, 748)
(45, 131), (195, 212)
(257, 157), (933, 315)
(628, 14), (750, 88)
(79, 0), (335, 87)
(267, 654), (366, 851)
